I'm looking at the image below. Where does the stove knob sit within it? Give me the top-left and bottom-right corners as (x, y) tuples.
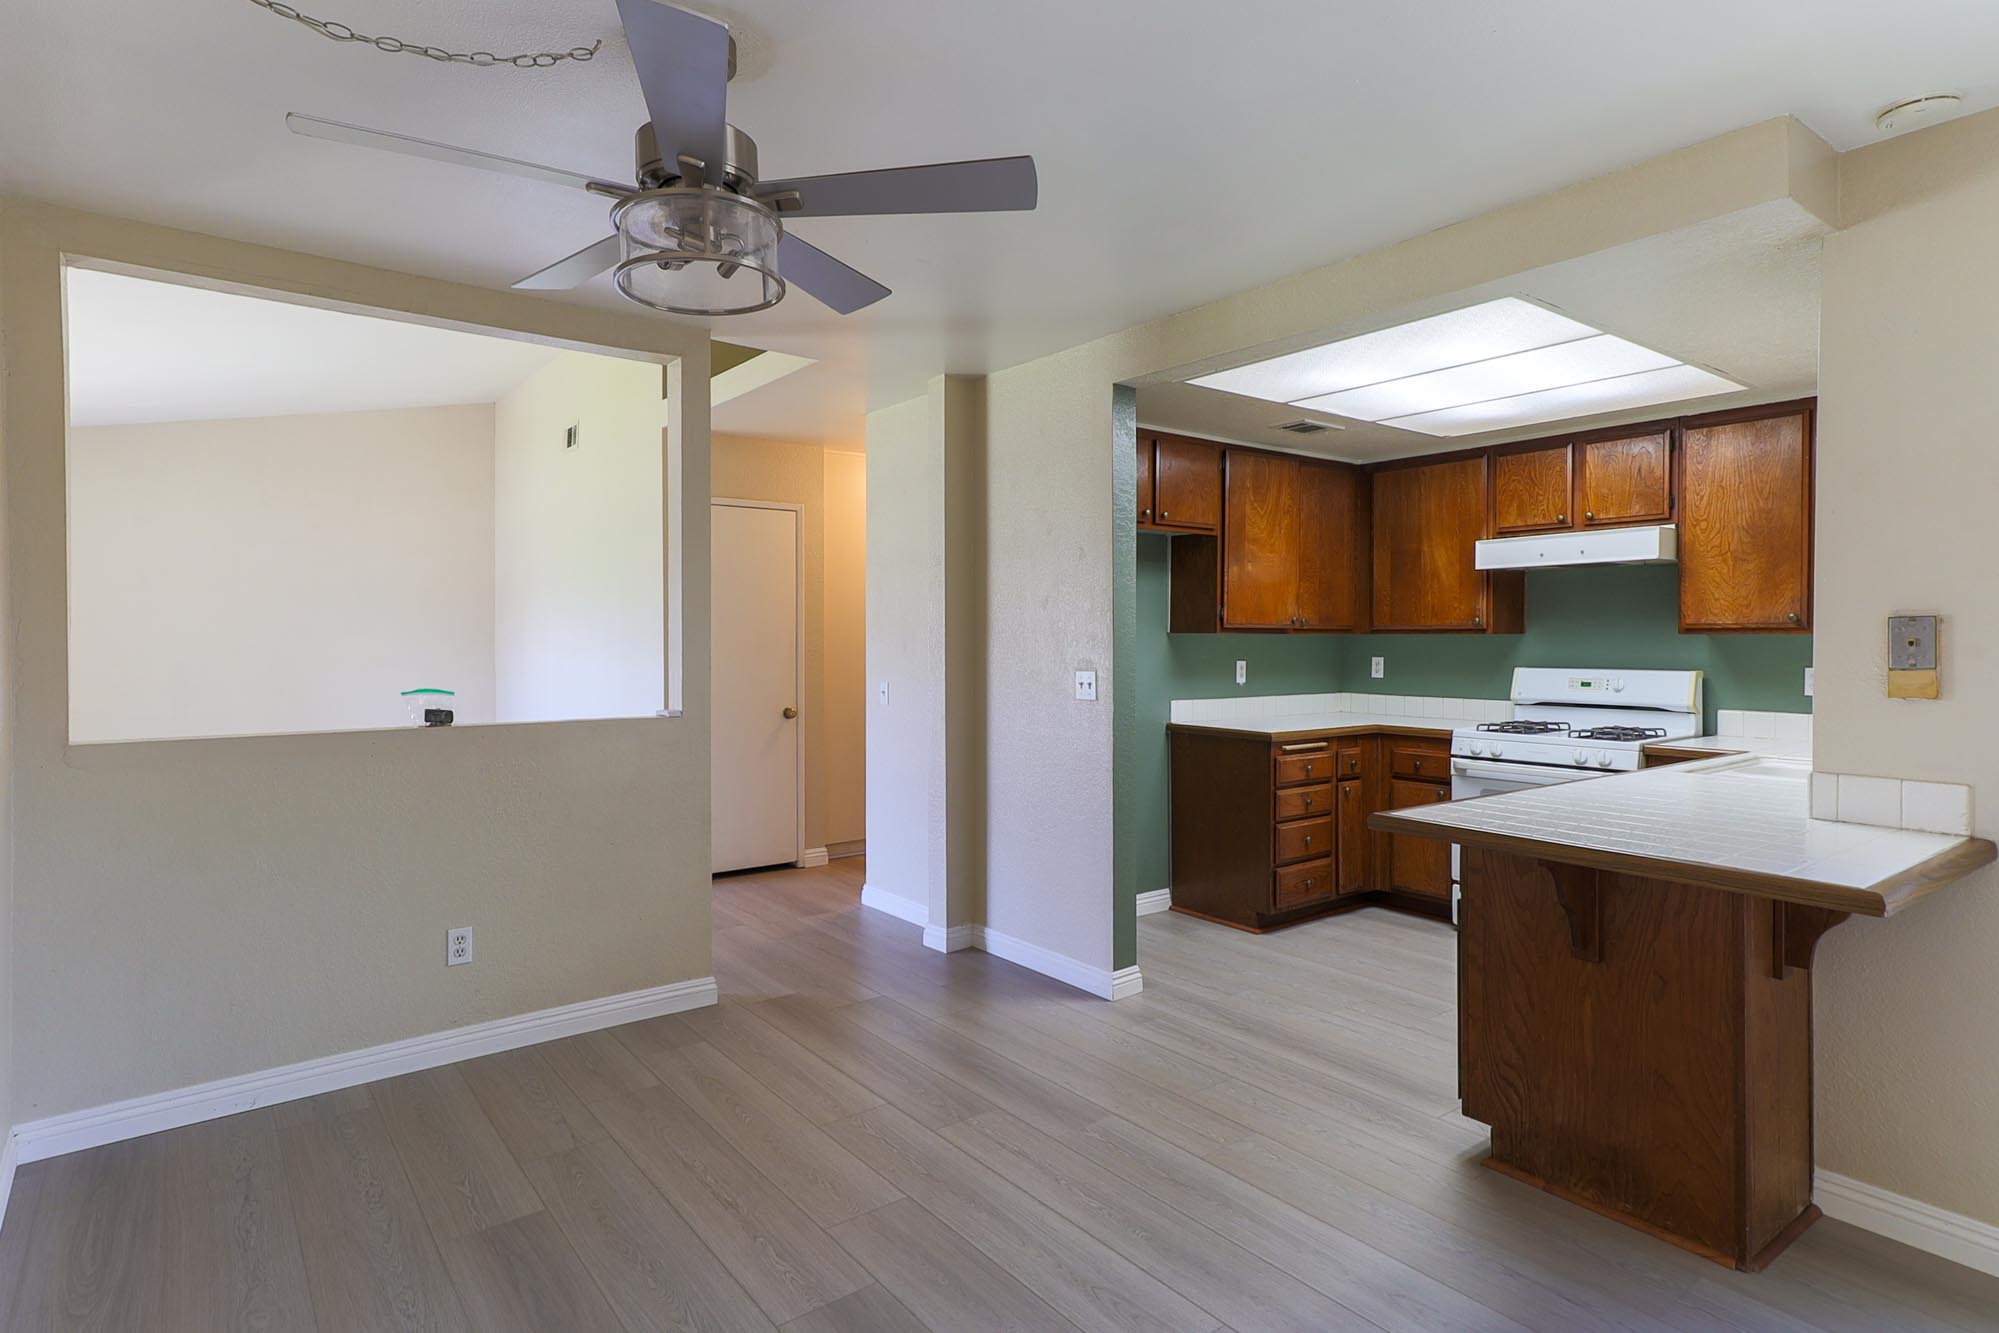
(1595, 751), (1614, 767)
(1611, 677), (1626, 693)
(1463, 741), (1481, 757)
(1488, 742), (1504, 758)
(1573, 749), (1588, 766)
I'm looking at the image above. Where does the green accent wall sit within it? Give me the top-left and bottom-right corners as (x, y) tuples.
(1338, 564), (1813, 731)
(1135, 547), (1811, 895)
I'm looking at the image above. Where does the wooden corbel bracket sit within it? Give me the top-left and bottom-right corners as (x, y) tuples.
(1541, 861), (1602, 963)
(1771, 903), (1851, 979)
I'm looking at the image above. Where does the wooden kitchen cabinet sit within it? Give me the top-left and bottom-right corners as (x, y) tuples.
(1336, 774), (1369, 894)
(1371, 454), (1523, 632)
(1492, 444), (1572, 534)
(1678, 404), (1813, 632)
(1578, 428), (1673, 527)
(1386, 778), (1453, 900)
(1215, 449), (1366, 632)
(1135, 431), (1220, 533)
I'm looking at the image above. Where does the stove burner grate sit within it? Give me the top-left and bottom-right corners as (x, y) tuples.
(1570, 725), (1668, 742)
(1477, 720), (1572, 735)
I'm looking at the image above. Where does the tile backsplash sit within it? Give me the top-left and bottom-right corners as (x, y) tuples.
(1715, 709), (1813, 743)
(1170, 692), (1510, 724)
(1811, 770), (1974, 836)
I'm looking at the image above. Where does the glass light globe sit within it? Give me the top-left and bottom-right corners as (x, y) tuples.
(612, 187), (784, 316)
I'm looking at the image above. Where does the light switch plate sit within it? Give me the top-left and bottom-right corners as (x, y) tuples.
(1074, 670), (1098, 702)
(1887, 615), (1940, 699)
(1889, 616), (1937, 669)
(1234, 660), (1247, 686)
(1371, 657), (1386, 680)
(1804, 666), (1814, 697)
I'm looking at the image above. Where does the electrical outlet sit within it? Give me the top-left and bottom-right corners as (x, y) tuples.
(447, 927), (473, 966)
(1235, 660), (1247, 686)
(1074, 670), (1098, 702)
(1371, 657), (1386, 680)
(1804, 667), (1814, 697)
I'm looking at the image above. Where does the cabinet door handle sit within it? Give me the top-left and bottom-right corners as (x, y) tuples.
(1141, 508), (1151, 520)
(1557, 513), (1566, 524)
(1787, 611), (1800, 623)
(1159, 510), (1168, 520)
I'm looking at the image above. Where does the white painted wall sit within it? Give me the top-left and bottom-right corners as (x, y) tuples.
(67, 404), (498, 742)
(863, 395), (936, 923)
(493, 351), (665, 723)
(1812, 109), (1999, 1229)
(0, 204), (712, 1123)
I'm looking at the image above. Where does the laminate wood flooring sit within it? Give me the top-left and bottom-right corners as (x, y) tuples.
(2, 856), (1995, 1330)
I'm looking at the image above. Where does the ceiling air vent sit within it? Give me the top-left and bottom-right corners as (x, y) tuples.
(1275, 419), (1338, 435)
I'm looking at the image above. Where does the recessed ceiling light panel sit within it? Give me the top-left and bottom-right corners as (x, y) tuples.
(1187, 297), (1742, 438)
(1189, 298), (1595, 404)
(1876, 94), (1963, 136)
(1378, 364), (1742, 438)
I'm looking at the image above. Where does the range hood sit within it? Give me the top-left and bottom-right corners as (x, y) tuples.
(1474, 523), (1677, 571)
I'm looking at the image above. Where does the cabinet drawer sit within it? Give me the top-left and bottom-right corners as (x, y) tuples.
(1275, 783), (1333, 822)
(1389, 746), (1448, 781)
(1274, 746), (1333, 786)
(1274, 816), (1333, 865)
(1337, 746), (1363, 778)
(1274, 859), (1335, 909)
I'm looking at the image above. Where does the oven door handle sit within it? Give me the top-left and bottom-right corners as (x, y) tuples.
(1451, 758), (1594, 785)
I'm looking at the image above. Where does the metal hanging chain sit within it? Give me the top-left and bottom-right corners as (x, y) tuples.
(246, 0), (603, 68)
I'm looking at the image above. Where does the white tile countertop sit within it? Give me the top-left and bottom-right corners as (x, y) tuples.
(1374, 753), (1993, 916)
(1643, 708), (1813, 761)
(1168, 691), (1506, 738)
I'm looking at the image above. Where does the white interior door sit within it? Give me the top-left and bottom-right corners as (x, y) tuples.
(711, 502), (801, 873)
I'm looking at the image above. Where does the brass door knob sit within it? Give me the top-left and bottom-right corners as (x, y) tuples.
(782, 707), (799, 719)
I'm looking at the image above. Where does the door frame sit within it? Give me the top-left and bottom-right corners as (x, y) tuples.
(711, 497), (807, 868)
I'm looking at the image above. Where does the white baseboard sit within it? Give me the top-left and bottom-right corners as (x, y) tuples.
(1818, 1170), (1999, 1279)
(13, 976), (718, 1165)
(0, 1131), (17, 1235)
(827, 839), (866, 860)
(972, 925), (1138, 1002)
(1136, 888), (1172, 916)
(923, 923), (976, 953)
(860, 883), (926, 926)
(797, 846), (830, 868)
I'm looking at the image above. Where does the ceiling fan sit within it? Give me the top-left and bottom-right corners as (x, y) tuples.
(287, 0), (1038, 317)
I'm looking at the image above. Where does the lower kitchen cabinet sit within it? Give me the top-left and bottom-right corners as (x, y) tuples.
(1168, 726), (1453, 930)
(1385, 779), (1453, 900)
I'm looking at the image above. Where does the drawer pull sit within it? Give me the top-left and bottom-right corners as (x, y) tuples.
(1302, 795), (1314, 808)
(1303, 835), (1313, 847)
(1279, 742), (1329, 753)
(1302, 878), (1316, 892)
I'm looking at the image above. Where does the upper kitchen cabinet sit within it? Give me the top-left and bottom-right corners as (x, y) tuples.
(1577, 428), (1673, 527)
(1371, 454), (1523, 632)
(1678, 403), (1814, 632)
(1217, 450), (1367, 631)
(1136, 430), (1220, 533)
(1491, 428), (1672, 535)
(1492, 443), (1572, 534)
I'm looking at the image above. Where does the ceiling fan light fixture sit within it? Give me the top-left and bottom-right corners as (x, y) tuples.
(611, 187), (785, 316)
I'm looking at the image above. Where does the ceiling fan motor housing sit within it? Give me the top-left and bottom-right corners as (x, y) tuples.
(635, 121), (760, 191)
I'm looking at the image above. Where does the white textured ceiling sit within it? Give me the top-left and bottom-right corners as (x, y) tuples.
(8, 0), (1998, 442)
(66, 268), (563, 426)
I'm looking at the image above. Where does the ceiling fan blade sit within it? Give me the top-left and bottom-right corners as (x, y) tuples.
(778, 232), (890, 315)
(614, 0), (732, 185)
(513, 236), (623, 291)
(757, 156), (1037, 218)
(286, 113), (629, 194)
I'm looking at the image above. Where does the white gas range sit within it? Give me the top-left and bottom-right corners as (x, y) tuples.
(1445, 667), (1704, 917)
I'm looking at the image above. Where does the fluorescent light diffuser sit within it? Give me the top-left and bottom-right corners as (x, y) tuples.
(1189, 298), (1595, 405)
(1378, 364), (1743, 437)
(1187, 297), (1742, 438)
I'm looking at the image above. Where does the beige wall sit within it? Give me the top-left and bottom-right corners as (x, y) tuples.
(69, 404), (499, 741)
(1812, 109), (1999, 1227)
(495, 351), (666, 723)
(821, 449), (867, 848)
(712, 432), (866, 853)
(0, 200), (711, 1122)
(863, 397), (936, 919)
